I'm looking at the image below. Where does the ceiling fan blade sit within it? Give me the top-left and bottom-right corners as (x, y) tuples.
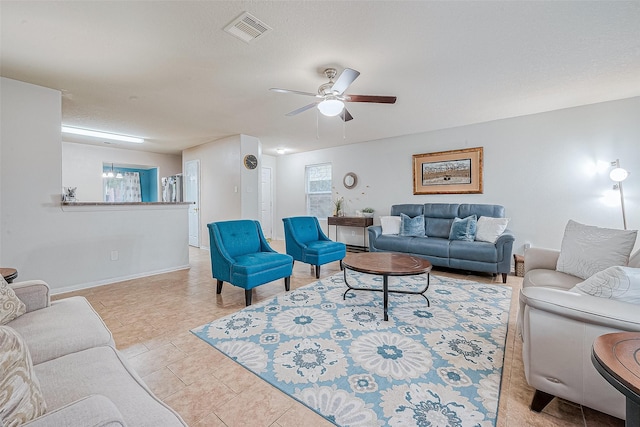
(270, 88), (320, 97)
(340, 108), (354, 122)
(331, 68), (360, 95)
(286, 102), (318, 116)
(346, 95), (397, 104)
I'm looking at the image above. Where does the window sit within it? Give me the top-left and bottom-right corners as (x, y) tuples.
(306, 163), (332, 218)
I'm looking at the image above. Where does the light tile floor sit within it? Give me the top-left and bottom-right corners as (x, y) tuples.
(54, 244), (624, 426)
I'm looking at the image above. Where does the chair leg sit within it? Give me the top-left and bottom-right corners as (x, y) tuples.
(530, 390), (555, 412)
(216, 280), (223, 294)
(340, 260), (343, 271)
(315, 265), (320, 279)
(502, 273), (507, 283)
(245, 289), (252, 306)
(284, 276), (290, 292)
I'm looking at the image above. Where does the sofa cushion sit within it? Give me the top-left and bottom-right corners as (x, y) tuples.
(475, 216), (510, 243)
(390, 204), (423, 217)
(425, 217), (454, 239)
(0, 325), (47, 425)
(400, 213), (425, 237)
(34, 346), (186, 426)
(459, 203), (505, 219)
(523, 268), (582, 291)
(556, 220), (637, 280)
(1, 276), (26, 325)
(449, 215), (477, 241)
(571, 266), (640, 304)
(423, 203), (460, 219)
(408, 236), (450, 258)
(8, 296), (114, 365)
(449, 240), (497, 263)
(373, 235), (415, 253)
(380, 216), (401, 235)
(22, 395), (126, 427)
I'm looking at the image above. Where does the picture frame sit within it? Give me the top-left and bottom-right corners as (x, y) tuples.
(412, 147), (483, 195)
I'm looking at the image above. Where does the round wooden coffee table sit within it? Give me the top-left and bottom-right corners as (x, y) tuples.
(1, 268), (18, 283)
(592, 332), (640, 426)
(342, 252), (432, 321)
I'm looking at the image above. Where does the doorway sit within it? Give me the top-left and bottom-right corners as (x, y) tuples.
(185, 160), (200, 247)
(261, 167), (273, 239)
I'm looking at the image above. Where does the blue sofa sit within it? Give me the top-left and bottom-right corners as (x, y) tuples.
(368, 203), (515, 282)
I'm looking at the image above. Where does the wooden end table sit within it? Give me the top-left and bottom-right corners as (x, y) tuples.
(327, 216), (374, 252)
(342, 252), (432, 321)
(1, 268), (18, 283)
(592, 332), (640, 426)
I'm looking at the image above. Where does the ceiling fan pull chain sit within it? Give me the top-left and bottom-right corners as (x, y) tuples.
(343, 118), (346, 139)
(316, 108), (320, 139)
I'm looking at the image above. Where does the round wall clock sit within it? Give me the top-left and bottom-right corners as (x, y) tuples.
(243, 154), (258, 170)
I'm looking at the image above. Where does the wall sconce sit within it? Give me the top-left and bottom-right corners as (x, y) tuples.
(610, 159), (629, 229)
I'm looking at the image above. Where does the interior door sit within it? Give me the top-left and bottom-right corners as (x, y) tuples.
(261, 167), (273, 239)
(185, 160), (200, 247)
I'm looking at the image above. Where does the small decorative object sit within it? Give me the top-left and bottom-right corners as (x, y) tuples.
(362, 207), (374, 218)
(62, 187), (77, 202)
(412, 147), (483, 195)
(333, 197), (344, 217)
(343, 172), (358, 189)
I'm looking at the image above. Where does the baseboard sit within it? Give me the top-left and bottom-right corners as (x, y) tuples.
(50, 264), (191, 296)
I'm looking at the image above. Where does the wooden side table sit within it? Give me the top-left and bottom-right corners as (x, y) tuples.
(327, 216), (374, 252)
(1, 268), (18, 283)
(592, 332), (640, 426)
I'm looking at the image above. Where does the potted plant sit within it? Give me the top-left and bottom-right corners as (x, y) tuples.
(362, 207), (374, 218)
(333, 197), (344, 216)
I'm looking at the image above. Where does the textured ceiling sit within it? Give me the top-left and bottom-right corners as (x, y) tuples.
(2, 1), (639, 155)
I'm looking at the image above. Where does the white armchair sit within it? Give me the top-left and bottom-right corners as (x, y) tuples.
(519, 247), (640, 420)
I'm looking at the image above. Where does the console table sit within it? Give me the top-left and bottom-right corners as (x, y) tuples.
(327, 216), (373, 252)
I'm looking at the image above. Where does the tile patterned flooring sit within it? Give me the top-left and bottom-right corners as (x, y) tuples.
(54, 244), (624, 426)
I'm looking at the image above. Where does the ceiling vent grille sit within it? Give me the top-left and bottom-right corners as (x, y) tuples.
(224, 12), (272, 43)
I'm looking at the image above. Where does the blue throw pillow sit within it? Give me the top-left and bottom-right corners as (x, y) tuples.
(400, 213), (425, 237)
(449, 215), (478, 241)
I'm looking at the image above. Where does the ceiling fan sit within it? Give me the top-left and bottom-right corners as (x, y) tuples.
(270, 68), (397, 122)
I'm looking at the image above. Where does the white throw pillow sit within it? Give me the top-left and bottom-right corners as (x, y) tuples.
(1, 276), (26, 325)
(556, 220), (637, 280)
(475, 217), (510, 243)
(570, 266), (640, 304)
(380, 216), (401, 235)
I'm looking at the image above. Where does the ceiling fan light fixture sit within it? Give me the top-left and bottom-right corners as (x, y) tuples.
(317, 98), (344, 117)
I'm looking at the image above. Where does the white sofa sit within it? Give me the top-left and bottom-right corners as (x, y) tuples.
(519, 248), (640, 420)
(3, 279), (187, 426)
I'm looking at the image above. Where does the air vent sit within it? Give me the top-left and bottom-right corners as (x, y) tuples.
(224, 12), (272, 43)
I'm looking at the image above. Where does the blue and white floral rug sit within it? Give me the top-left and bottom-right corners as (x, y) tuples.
(192, 271), (511, 426)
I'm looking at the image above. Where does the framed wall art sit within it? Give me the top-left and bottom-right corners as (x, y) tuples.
(412, 147), (483, 195)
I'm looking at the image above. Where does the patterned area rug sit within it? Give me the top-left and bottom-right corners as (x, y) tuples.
(192, 272), (512, 426)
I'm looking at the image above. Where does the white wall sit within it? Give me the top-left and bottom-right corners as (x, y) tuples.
(183, 136), (242, 249)
(240, 134), (261, 220)
(276, 97), (640, 254)
(1, 77), (190, 292)
(62, 142), (182, 202)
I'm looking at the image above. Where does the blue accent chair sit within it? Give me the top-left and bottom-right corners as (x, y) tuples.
(208, 220), (293, 306)
(283, 216), (346, 279)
